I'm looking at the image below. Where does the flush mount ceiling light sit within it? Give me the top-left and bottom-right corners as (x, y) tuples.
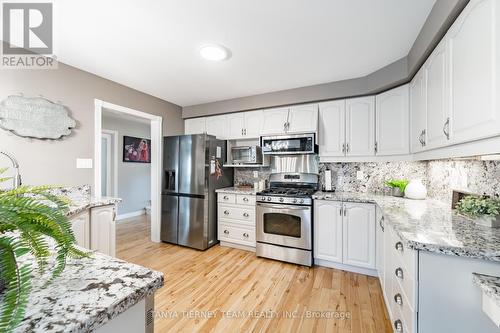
(199, 44), (231, 61)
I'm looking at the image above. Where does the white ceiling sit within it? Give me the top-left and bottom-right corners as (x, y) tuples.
(55, 0), (436, 107)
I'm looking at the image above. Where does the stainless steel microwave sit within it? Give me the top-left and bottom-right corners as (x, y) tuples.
(231, 146), (263, 164)
(261, 133), (317, 155)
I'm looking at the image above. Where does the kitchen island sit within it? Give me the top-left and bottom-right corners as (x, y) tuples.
(14, 250), (163, 333)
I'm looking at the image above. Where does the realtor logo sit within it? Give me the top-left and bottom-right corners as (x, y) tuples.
(1, 1), (57, 68)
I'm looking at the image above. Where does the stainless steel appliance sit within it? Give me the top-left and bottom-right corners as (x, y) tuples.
(256, 173), (318, 266)
(231, 145), (262, 165)
(261, 133), (317, 155)
(161, 134), (233, 250)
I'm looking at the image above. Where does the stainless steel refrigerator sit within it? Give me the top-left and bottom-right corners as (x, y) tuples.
(161, 134), (233, 250)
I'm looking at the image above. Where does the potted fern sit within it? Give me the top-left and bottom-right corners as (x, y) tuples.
(0, 167), (87, 332)
(455, 195), (500, 228)
(384, 179), (409, 197)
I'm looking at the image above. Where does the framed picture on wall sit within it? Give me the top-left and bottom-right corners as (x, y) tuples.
(123, 136), (151, 163)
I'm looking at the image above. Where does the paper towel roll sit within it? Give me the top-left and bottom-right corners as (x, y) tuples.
(324, 170), (332, 191)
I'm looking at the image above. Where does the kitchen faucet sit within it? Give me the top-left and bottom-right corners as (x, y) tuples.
(0, 151), (22, 189)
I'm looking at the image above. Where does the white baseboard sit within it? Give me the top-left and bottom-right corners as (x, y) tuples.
(220, 241), (256, 252)
(116, 209), (146, 221)
(314, 258), (378, 277)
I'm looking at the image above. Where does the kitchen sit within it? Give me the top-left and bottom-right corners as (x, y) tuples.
(1, 0), (500, 332)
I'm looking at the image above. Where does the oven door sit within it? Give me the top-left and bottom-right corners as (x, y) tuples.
(256, 202), (312, 250)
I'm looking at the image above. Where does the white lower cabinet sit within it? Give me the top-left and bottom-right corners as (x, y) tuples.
(217, 193), (256, 251)
(69, 205), (116, 257)
(314, 200), (343, 262)
(91, 205), (116, 257)
(70, 211), (90, 248)
(314, 200), (376, 273)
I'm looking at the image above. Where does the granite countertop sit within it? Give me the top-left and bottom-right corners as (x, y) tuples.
(14, 251), (164, 333)
(313, 191), (500, 261)
(216, 187), (258, 195)
(472, 273), (500, 308)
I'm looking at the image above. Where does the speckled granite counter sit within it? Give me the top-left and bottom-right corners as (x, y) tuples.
(473, 273), (500, 308)
(216, 187), (258, 195)
(313, 191), (500, 261)
(14, 251), (164, 333)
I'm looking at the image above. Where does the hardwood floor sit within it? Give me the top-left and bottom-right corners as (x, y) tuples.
(116, 216), (392, 333)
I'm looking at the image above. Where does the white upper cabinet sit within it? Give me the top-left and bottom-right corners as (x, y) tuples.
(447, 0), (500, 144)
(319, 100), (346, 157)
(345, 96), (375, 156)
(226, 113), (245, 139)
(425, 39), (449, 149)
(206, 115), (227, 138)
(243, 110), (263, 138)
(342, 202), (376, 269)
(410, 67), (427, 153)
(314, 200), (343, 263)
(184, 117), (206, 135)
(287, 104), (318, 133)
(260, 107), (289, 135)
(375, 84), (409, 155)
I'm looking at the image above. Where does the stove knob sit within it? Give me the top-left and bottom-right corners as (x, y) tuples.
(267, 197), (272, 201)
(299, 199), (304, 204)
(293, 198), (297, 204)
(279, 198), (284, 203)
(261, 197), (266, 201)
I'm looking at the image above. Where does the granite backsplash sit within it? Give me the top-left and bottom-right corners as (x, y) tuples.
(233, 159), (500, 203)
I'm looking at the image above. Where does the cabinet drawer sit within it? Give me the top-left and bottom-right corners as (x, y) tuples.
(219, 223), (255, 246)
(236, 194), (256, 206)
(218, 205), (255, 224)
(390, 228), (417, 277)
(392, 278), (415, 333)
(218, 193), (236, 204)
(392, 259), (417, 310)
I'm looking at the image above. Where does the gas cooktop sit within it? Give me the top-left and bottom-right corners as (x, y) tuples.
(257, 187), (316, 197)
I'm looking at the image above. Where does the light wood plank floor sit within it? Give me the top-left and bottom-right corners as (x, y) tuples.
(116, 216), (392, 333)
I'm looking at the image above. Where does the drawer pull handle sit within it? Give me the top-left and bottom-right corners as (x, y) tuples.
(395, 267), (404, 279)
(394, 293), (403, 305)
(223, 196), (229, 200)
(243, 233), (249, 238)
(394, 319), (403, 332)
(243, 212), (249, 217)
(243, 197), (249, 202)
(395, 241), (404, 252)
(224, 230), (229, 234)
(224, 210), (229, 215)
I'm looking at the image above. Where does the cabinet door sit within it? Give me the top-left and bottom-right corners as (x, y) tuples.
(383, 226), (394, 320)
(425, 39), (450, 149)
(375, 85), (409, 155)
(244, 110), (263, 138)
(376, 207), (385, 288)
(205, 115), (227, 139)
(90, 205), (116, 257)
(447, 0), (500, 144)
(226, 113), (245, 139)
(345, 96), (375, 156)
(70, 211), (90, 248)
(319, 101), (345, 157)
(314, 200), (343, 263)
(260, 107), (289, 135)
(343, 203), (376, 269)
(288, 104), (318, 133)
(410, 67), (427, 153)
(184, 118), (206, 135)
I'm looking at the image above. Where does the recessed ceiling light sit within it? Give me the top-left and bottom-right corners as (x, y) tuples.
(199, 44), (231, 61)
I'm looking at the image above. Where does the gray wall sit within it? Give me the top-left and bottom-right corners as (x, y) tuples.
(0, 60), (184, 187)
(182, 0), (469, 118)
(102, 114), (151, 215)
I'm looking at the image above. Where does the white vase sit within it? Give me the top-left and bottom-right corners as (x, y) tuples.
(404, 179), (427, 200)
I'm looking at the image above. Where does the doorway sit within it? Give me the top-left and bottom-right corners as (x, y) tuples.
(94, 99), (163, 243)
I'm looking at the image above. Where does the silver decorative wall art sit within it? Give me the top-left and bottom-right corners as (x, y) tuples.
(0, 95), (76, 139)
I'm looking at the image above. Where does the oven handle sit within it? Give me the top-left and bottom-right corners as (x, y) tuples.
(257, 203), (310, 210)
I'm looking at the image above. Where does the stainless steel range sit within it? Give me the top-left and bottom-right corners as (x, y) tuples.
(256, 173), (318, 266)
